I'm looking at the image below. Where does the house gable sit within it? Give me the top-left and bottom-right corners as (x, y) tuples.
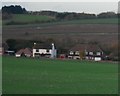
(68, 44), (104, 60)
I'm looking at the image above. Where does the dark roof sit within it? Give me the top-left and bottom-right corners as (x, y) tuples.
(70, 44), (86, 51)
(33, 43), (54, 49)
(86, 44), (102, 52)
(70, 44), (103, 52)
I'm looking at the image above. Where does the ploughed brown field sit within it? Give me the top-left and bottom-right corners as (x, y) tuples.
(3, 23), (118, 45)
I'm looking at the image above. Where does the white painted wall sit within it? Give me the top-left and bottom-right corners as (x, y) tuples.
(15, 54), (21, 57)
(94, 57), (101, 61)
(25, 54), (31, 57)
(73, 56), (80, 59)
(33, 49), (57, 57)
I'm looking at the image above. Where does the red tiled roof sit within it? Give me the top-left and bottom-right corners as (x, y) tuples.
(86, 44), (102, 52)
(70, 44), (86, 51)
(24, 48), (32, 55)
(70, 44), (103, 52)
(16, 48), (32, 55)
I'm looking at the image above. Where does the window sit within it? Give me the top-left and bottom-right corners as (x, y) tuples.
(96, 52), (101, 55)
(85, 51), (88, 55)
(89, 52), (93, 55)
(70, 51), (74, 55)
(75, 51), (79, 55)
(36, 49), (39, 52)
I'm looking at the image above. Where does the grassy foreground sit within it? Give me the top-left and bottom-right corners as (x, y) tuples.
(2, 56), (118, 94)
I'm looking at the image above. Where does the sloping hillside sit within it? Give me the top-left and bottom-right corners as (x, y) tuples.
(3, 14), (56, 25)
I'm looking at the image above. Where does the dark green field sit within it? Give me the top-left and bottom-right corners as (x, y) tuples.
(3, 14), (55, 25)
(2, 14), (118, 26)
(3, 56), (118, 94)
(3, 14), (119, 25)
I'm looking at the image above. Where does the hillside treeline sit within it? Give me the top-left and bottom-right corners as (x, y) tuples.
(31, 11), (117, 20)
(1, 5), (118, 20)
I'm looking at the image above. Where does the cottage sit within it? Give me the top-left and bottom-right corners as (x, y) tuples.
(68, 44), (104, 61)
(15, 48), (32, 57)
(68, 44), (86, 59)
(33, 43), (57, 58)
(85, 44), (103, 61)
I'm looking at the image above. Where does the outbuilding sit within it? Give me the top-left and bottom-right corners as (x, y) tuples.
(15, 48), (32, 57)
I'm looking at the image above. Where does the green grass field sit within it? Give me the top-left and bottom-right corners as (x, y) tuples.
(2, 18), (119, 30)
(2, 56), (118, 94)
(2, 14), (119, 26)
(3, 14), (55, 25)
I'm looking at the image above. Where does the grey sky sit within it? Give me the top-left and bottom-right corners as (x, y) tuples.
(2, 2), (118, 14)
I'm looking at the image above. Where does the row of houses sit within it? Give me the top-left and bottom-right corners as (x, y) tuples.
(1, 43), (106, 61)
(16, 43), (105, 61)
(15, 43), (57, 58)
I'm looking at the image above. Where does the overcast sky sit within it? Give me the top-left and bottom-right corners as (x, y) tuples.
(1, 2), (118, 14)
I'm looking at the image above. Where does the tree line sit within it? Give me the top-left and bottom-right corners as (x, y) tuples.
(1, 5), (118, 20)
(29, 11), (118, 20)
(2, 5), (27, 14)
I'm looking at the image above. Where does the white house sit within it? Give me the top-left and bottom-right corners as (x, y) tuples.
(33, 43), (57, 58)
(68, 44), (104, 61)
